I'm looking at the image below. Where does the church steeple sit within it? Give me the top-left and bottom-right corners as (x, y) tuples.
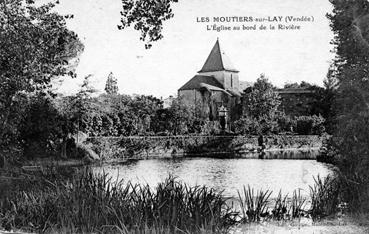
(199, 39), (239, 73)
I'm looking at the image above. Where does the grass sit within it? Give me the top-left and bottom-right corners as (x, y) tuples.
(0, 169), (348, 233)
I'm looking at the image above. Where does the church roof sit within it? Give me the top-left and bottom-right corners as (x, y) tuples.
(226, 89), (241, 97)
(199, 39), (239, 73)
(199, 83), (232, 95)
(178, 75), (224, 91)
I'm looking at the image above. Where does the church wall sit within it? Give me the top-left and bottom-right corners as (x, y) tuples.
(179, 89), (212, 119)
(225, 71), (240, 91)
(178, 90), (200, 107)
(199, 71), (240, 92)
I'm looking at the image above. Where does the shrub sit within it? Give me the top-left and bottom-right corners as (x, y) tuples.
(200, 121), (221, 135)
(233, 117), (260, 135)
(19, 95), (68, 159)
(258, 115), (279, 134)
(295, 115), (325, 135)
(275, 113), (296, 133)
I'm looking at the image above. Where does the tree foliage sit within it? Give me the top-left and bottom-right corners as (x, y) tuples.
(118, 0), (178, 49)
(0, 0), (83, 96)
(0, 0), (84, 151)
(105, 72), (119, 95)
(327, 0), (369, 211)
(242, 74), (281, 119)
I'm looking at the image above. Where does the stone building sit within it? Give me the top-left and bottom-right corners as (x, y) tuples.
(178, 39), (242, 121)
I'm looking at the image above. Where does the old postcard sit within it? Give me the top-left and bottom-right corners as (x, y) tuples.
(1, 0), (368, 233)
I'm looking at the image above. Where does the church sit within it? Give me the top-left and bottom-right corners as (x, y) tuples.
(178, 39), (243, 121)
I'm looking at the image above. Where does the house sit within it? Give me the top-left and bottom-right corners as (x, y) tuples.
(178, 39), (242, 121)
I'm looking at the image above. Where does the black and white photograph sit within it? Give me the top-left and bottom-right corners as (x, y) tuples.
(1, 0), (369, 233)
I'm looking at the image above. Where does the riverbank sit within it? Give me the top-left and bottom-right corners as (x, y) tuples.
(87, 134), (325, 160)
(10, 134), (325, 169)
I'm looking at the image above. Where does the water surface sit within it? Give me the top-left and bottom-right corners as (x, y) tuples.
(93, 157), (331, 198)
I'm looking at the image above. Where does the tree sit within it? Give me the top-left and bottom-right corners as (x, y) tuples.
(70, 75), (97, 135)
(242, 74), (281, 119)
(327, 0), (369, 210)
(105, 72), (119, 95)
(0, 0), (84, 149)
(129, 95), (163, 134)
(118, 0), (178, 49)
(318, 63), (339, 133)
(284, 81), (313, 89)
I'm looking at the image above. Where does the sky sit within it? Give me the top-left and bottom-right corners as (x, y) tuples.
(54, 0), (335, 98)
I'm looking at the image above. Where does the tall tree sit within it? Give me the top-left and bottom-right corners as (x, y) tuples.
(70, 75), (97, 135)
(328, 0), (369, 210)
(105, 72), (119, 95)
(0, 0), (84, 147)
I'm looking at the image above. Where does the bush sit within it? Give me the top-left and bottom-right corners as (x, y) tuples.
(258, 115), (279, 134)
(200, 121), (221, 135)
(275, 113), (296, 133)
(233, 114), (325, 136)
(19, 95), (68, 159)
(295, 115), (325, 135)
(233, 117), (260, 135)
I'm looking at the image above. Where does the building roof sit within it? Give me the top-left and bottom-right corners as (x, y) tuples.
(199, 83), (232, 95)
(178, 75), (224, 91)
(198, 39), (239, 73)
(226, 89), (241, 97)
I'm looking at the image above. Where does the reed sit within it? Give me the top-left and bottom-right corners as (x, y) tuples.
(0, 169), (346, 233)
(291, 189), (307, 218)
(237, 185), (272, 222)
(271, 190), (289, 220)
(0, 170), (237, 233)
(309, 175), (340, 220)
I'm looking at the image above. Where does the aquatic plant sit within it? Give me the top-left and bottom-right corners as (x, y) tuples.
(0, 171), (237, 233)
(291, 189), (307, 218)
(309, 175), (340, 220)
(237, 187), (308, 222)
(271, 190), (289, 220)
(0, 169), (346, 233)
(237, 185), (272, 222)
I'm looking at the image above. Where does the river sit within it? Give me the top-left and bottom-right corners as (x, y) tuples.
(92, 154), (332, 198)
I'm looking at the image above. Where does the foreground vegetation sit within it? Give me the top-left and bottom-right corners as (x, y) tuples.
(0, 169), (347, 234)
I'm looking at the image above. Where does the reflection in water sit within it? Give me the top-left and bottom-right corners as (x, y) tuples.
(93, 157), (331, 198)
